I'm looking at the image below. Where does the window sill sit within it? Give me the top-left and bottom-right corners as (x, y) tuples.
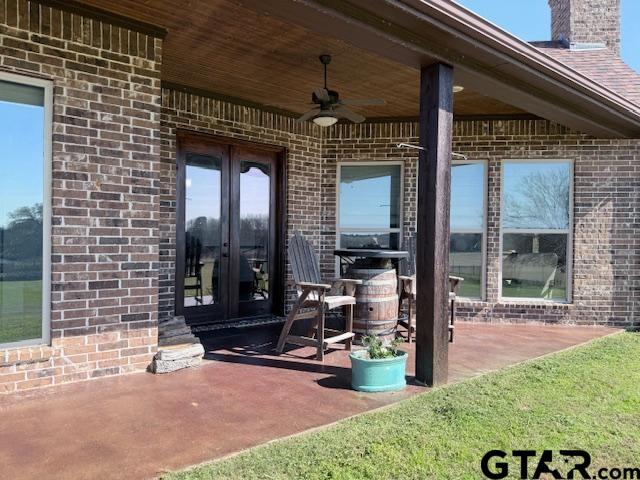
(1, 345), (53, 367)
(497, 299), (573, 308)
(456, 297), (487, 307)
(455, 298), (573, 309)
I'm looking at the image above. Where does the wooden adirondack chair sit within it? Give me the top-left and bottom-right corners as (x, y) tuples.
(276, 231), (362, 361)
(397, 236), (463, 343)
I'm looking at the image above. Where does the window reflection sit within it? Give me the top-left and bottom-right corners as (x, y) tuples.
(338, 164), (402, 250)
(0, 80), (45, 345)
(502, 161), (571, 301)
(340, 232), (399, 250)
(184, 154), (221, 307)
(503, 233), (567, 300)
(339, 165), (401, 229)
(449, 233), (482, 298)
(239, 161), (270, 301)
(449, 162), (486, 299)
(503, 162), (570, 230)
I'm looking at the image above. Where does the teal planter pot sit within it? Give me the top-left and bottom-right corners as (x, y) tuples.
(349, 349), (408, 392)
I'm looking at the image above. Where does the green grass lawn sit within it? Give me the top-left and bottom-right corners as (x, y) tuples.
(0, 279), (42, 343)
(165, 332), (640, 480)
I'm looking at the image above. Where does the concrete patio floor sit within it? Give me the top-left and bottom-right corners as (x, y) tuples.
(0, 322), (616, 480)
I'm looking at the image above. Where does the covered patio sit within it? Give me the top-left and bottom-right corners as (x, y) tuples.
(0, 323), (616, 480)
(63, 0), (639, 388)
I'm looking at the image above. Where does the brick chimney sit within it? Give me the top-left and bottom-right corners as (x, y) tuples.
(549, 0), (620, 54)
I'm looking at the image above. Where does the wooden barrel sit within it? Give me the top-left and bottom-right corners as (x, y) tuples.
(348, 268), (398, 344)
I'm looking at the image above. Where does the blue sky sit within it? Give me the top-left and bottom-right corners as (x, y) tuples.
(458, 0), (639, 72)
(451, 163), (485, 230)
(0, 101), (44, 226)
(186, 164), (270, 228)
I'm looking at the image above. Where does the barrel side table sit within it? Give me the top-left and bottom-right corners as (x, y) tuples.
(334, 249), (409, 344)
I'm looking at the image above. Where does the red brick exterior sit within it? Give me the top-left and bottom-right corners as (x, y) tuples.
(549, 0), (621, 53)
(0, 0), (162, 393)
(1, 2), (638, 395)
(323, 120), (640, 327)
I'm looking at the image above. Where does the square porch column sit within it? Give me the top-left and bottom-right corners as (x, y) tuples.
(415, 62), (454, 387)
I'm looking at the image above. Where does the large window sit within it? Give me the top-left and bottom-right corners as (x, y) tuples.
(337, 163), (402, 249)
(450, 161), (486, 299)
(0, 73), (51, 347)
(501, 160), (572, 301)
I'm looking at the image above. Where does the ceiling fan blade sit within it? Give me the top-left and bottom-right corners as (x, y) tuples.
(334, 105), (365, 123)
(296, 107), (321, 123)
(339, 98), (386, 106)
(313, 88), (331, 102)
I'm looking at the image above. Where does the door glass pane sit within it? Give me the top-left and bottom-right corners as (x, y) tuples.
(502, 233), (568, 300)
(339, 165), (401, 229)
(239, 161), (270, 301)
(0, 80), (45, 344)
(184, 154), (221, 307)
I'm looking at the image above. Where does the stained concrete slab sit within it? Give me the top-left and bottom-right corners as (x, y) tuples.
(0, 323), (617, 479)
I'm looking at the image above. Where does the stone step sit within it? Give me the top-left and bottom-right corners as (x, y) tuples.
(151, 341), (205, 374)
(151, 356), (203, 374)
(158, 334), (199, 347)
(159, 325), (192, 337)
(158, 315), (188, 330)
(156, 343), (204, 361)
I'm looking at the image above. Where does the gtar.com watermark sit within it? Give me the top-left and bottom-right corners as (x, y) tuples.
(481, 449), (640, 479)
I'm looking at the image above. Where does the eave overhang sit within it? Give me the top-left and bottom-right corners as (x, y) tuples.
(237, 0), (640, 138)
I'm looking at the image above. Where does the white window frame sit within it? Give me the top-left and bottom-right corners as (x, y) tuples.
(499, 158), (574, 304)
(450, 159), (488, 301)
(335, 161), (404, 269)
(0, 71), (52, 349)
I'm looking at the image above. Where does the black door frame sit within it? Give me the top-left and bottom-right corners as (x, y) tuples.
(175, 129), (287, 325)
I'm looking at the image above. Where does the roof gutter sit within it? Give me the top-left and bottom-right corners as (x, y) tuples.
(401, 0), (640, 127)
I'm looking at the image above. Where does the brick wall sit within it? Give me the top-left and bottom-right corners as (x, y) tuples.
(549, 0), (621, 53)
(324, 119), (640, 327)
(0, 0), (162, 393)
(0, 1), (636, 394)
(159, 89), (323, 323)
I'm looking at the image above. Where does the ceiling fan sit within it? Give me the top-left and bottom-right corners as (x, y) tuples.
(296, 54), (386, 127)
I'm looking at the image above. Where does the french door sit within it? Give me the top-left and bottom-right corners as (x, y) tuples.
(176, 132), (284, 325)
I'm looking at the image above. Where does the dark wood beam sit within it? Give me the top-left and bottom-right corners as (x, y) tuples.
(415, 62), (453, 387)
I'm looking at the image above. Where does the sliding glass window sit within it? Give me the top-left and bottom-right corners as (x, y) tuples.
(0, 74), (51, 347)
(450, 161), (486, 299)
(501, 160), (572, 301)
(337, 163), (402, 250)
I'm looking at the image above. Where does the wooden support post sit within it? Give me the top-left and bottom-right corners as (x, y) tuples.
(415, 62), (454, 387)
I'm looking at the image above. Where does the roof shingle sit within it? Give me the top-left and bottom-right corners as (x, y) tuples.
(532, 43), (640, 108)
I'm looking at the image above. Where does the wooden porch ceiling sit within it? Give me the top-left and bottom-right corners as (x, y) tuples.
(75, 0), (527, 119)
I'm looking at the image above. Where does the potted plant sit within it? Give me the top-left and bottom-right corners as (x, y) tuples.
(349, 336), (408, 392)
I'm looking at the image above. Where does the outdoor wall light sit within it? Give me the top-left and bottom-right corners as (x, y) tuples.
(313, 111), (339, 127)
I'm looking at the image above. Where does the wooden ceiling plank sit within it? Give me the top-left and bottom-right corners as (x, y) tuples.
(73, 0), (527, 118)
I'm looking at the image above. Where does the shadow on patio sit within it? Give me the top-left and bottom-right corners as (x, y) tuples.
(0, 323), (617, 480)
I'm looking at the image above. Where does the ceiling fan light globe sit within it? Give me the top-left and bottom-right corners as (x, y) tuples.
(313, 115), (338, 127)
